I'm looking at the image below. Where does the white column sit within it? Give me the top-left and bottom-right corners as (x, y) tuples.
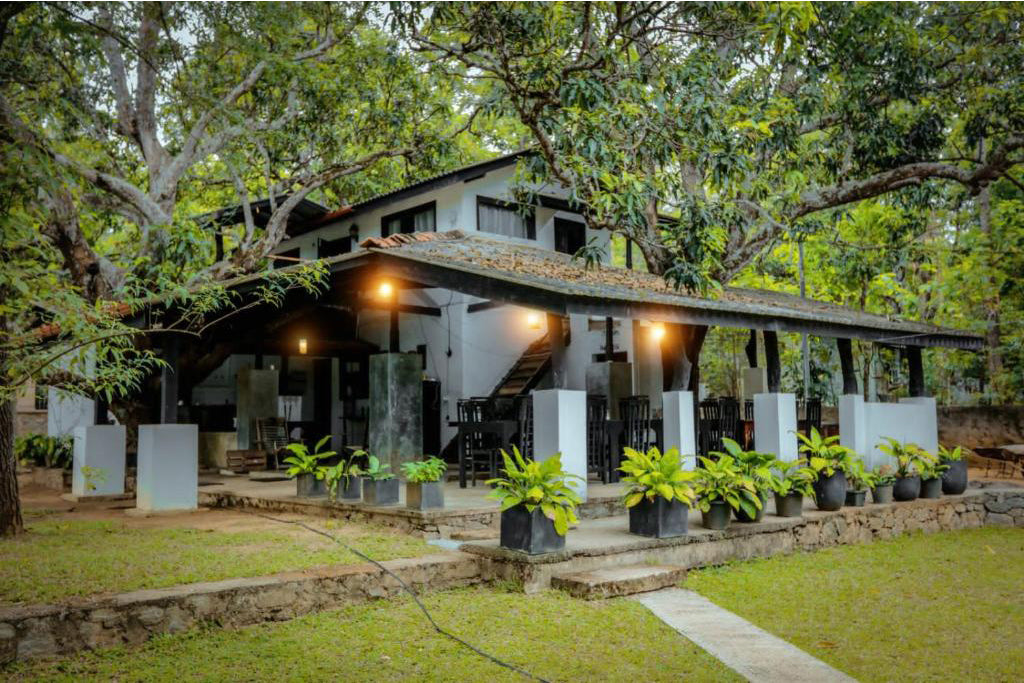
(839, 394), (868, 462)
(753, 393), (798, 461)
(662, 391), (697, 469)
(71, 425), (126, 497)
(136, 424), (198, 511)
(532, 389), (588, 501)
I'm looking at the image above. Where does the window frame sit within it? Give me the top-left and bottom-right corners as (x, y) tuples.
(476, 196), (536, 240)
(553, 217), (587, 255)
(380, 201), (436, 237)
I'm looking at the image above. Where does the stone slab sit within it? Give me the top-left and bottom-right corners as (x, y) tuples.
(552, 563), (686, 599)
(136, 424), (199, 512)
(368, 353), (423, 475)
(71, 425), (126, 497)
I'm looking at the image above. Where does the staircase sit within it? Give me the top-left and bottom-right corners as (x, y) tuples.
(552, 564), (687, 599)
(489, 318), (570, 398)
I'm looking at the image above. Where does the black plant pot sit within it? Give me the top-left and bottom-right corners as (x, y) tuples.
(500, 505), (564, 555)
(919, 477), (943, 499)
(336, 476), (361, 501)
(363, 478), (400, 506)
(893, 475), (921, 501)
(774, 492), (804, 518)
(941, 459), (968, 495)
(295, 473), (326, 498)
(406, 481), (445, 510)
(734, 492), (768, 523)
(702, 500), (731, 530)
(871, 484), (894, 504)
(813, 471), (847, 511)
(628, 497), (689, 538)
(844, 489), (867, 507)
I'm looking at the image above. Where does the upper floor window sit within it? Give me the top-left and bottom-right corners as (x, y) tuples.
(554, 218), (586, 255)
(34, 384), (48, 410)
(273, 247), (300, 269)
(317, 236), (351, 259)
(381, 201), (435, 237)
(477, 196), (535, 239)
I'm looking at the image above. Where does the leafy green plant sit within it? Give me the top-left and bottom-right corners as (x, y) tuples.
(873, 464), (897, 486)
(712, 437), (776, 492)
(486, 447), (582, 536)
(618, 446), (697, 508)
(877, 437), (931, 477)
(798, 428), (856, 477)
(846, 459), (878, 492)
(401, 456), (447, 483)
(693, 455), (761, 518)
(80, 466), (107, 493)
(361, 454), (395, 481)
(770, 460), (818, 498)
(572, 237), (604, 270)
(916, 450), (948, 481)
(15, 434), (72, 469)
(283, 435), (335, 479)
(324, 448), (365, 500)
(938, 444), (965, 462)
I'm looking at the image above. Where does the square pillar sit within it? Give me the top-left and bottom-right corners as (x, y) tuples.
(742, 367), (768, 400)
(662, 391), (696, 469)
(532, 389), (588, 501)
(236, 368), (279, 449)
(753, 393), (798, 461)
(368, 353), (423, 476)
(136, 424), (198, 511)
(839, 394), (868, 461)
(585, 361), (633, 419)
(71, 425), (126, 497)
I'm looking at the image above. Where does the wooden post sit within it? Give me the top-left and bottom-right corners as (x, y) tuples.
(907, 346), (925, 397)
(604, 317), (614, 360)
(93, 395), (109, 425)
(547, 313), (568, 389)
(744, 329), (758, 368)
(837, 338), (858, 395)
(625, 240), (633, 270)
(389, 307), (399, 353)
(763, 330), (781, 393)
(160, 337), (179, 424)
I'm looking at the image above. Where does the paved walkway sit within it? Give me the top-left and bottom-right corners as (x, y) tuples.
(632, 588), (857, 683)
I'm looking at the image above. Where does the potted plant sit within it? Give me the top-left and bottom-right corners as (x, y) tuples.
(798, 428), (855, 511)
(361, 454), (399, 506)
(939, 445), (969, 495)
(712, 438), (775, 523)
(917, 450), (946, 499)
(618, 446), (697, 538)
(324, 449), (364, 502)
(283, 435), (334, 497)
(871, 465), (896, 504)
(844, 459), (876, 507)
(693, 455), (761, 531)
(487, 447), (582, 554)
(878, 438), (928, 501)
(770, 460), (817, 517)
(401, 456), (448, 510)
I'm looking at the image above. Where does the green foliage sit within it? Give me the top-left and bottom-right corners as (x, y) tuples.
(938, 445), (965, 462)
(361, 454), (394, 482)
(712, 438), (776, 493)
(770, 460), (818, 498)
(282, 435), (335, 479)
(618, 446), (697, 508)
(798, 428), (857, 477)
(876, 437), (932, 477)
(13, 434), (72, 470)
(323, 448), (365, 500)
(693, 455), (762, 518)
(486, 447), (582, 536)
(845, 459), (878, 493)
(571, 237), (605, 271)
(873, 465), (897, 487)
(400, 456), (447, 484)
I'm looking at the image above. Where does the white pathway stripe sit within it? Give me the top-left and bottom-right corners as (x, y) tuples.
(632, 588), (857, 683)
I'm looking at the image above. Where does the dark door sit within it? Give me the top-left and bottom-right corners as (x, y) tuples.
(554, 218), (586, 255)
(312, 358), (332, 446)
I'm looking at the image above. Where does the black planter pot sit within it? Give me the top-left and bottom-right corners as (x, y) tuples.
(734, 492), (768, 523)
(500, 505), (564, 554)
(702, 500), (731, 530)
(813, 471), (847, 511)
(844, 489), (867, 507)
(919, 477), (943, 499)
(363, 478), (400, 506)
(336, 476), (361, 501)
(628, 497), (689, 538)
(295, 473), (326, 498)
(893, 475), (921, 501)
(871, 484), (894, 504)
(941, 459), (968, 495)
(774, 492), (804, 518)
(406, 481), (445, 510)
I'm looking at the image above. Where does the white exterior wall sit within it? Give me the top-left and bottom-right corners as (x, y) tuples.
(840, 395), (939, 470)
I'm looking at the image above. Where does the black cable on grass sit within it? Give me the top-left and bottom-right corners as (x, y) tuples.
(238, 509), (550, 683)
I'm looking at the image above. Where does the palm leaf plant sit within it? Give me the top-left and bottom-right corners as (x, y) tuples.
(770, 459), (817, 517)
(283, 435), (335, 497)
(693, 455), (761, 530)
(401, 456), (447, 483)
(487, 447), (582, 536)
(711, 438), (776, 522)
(877, 438), (931, 501)
(937, 444), (969, 496)
(324, 447), (364, 502)
(798, 427), (857, 511)
(618, 446), (696, 538)
(846, 459), (878, 493)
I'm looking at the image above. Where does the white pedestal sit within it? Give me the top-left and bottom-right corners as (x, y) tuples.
(839, 394), (939, 470)
(72, 425), (126, 497)
(742, 368), (768, 400)
(136, 424), (198, 511)
(662, 391), (697, 469)
(753, 393), (798, 461)
(838, 394), (867, 458)
(532, 389), (588, 501)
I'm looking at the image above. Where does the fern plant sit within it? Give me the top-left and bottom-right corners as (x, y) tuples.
(283, 435), (335, 479)
(618, 446), (697, 508)
(487, 447), (582, 536)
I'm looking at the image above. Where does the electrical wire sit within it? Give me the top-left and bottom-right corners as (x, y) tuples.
(237, 508), (550, 683)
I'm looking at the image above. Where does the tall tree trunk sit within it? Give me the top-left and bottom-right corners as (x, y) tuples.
(0, 312), (24, 537)
(978, 177), (1003, 396)
(661, 323), (708, 392)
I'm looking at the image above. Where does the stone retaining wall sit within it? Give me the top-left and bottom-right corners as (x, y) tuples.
(0, 553), (480, 664)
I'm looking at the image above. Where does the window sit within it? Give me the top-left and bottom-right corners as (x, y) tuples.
(34, 385), (48, 410)
(381, 201), (436, 237)
(476, 196), (535, 239)
(317, 236), (351, 258)
(554, 218), (586, 255)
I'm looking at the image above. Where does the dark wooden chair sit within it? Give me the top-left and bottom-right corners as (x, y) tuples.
(744, 399), (754, 421)
(457, 398), (498, 487)
(805, 398), (822, 435)
(619, 396), (652, 453)
(699, 399), (722, 457)
(587, 395), (610, 483)
(719, 398), (743, 446)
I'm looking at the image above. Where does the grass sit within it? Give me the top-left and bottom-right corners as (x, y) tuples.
(0, 518), (433, 605)
(685, 527), (1024, 682)
(5, 587), (740, 682)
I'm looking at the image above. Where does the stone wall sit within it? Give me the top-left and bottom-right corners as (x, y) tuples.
(938, 405), (1024, 448)
(0, 553), (480, 664)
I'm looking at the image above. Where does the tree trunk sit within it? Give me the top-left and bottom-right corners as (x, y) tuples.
(660, 323), (708, 392)
(978, 177), (1003, 395)
(0, 311), (24, 536)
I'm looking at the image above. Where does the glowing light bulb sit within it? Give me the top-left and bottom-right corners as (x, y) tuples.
(651, 324), (666, 342)
(298, 338), (308, 355)
(526, 312), (541, 330)
(378, 281), (394, 299)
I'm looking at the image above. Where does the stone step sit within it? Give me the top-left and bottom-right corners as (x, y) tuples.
(551, 564), (686, 599)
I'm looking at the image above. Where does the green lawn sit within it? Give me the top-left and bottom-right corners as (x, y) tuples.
(0, 518), (433, 605)
(6, 587), (740, 682)
(685, 527), (1024, 682)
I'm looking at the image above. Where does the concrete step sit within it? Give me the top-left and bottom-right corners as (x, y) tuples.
(551, 564), (686, 599)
